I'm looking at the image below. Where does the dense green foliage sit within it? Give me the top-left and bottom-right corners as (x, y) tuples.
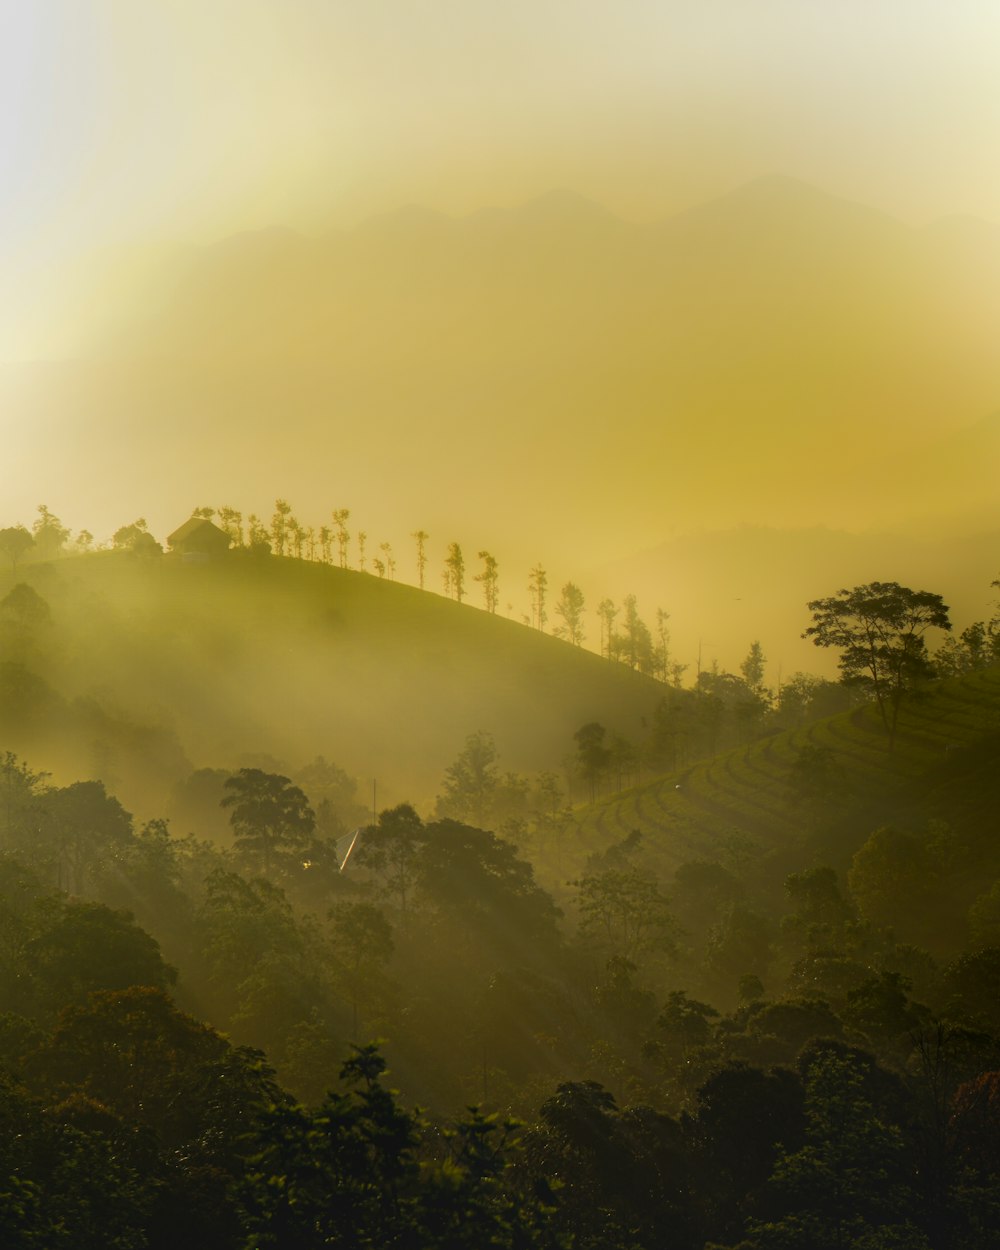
(2, 544), (1000, 1244)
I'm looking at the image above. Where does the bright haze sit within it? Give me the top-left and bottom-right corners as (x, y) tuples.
(2, 0), (999, 673)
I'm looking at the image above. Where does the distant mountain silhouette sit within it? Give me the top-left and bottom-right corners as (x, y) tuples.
(3, 176), (998, 564)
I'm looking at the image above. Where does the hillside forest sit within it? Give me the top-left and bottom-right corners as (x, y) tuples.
(0, 503), (999, 1247)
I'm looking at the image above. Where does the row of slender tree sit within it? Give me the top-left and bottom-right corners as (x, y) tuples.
(2, 500), (682, 681)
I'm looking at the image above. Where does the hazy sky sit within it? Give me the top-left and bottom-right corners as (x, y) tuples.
(3, 0), (1000, 277)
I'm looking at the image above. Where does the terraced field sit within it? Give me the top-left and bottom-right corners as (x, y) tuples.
(557, 667), (1000, 883)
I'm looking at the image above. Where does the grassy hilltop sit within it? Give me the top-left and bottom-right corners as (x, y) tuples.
(0, 549), (664, 817)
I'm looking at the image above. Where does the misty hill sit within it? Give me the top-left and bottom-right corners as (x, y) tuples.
(4, 176), (999, 565)
(564, 665), (1000, 926)
(0, 551), (664, 820)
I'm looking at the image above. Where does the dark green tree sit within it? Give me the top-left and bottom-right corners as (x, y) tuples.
(554, 582), (586, 645)
(330, 902), (394, 1037)
(574, 867), (676, 964)
(31, 505), (70, 560)
(619, 594), (654, 672)
(574, 722), (611, 801)
(848, 825), (930, 943)
(0, 584), (52, 663)
(217, 504), (244, 547)
(935, 620), (995, 676)
(243, 1043), (562, 1249)
(411, 529), (428, 589)
(270, 499), (292, 557)
(0, 526), (35, 570)
(740, 640), (767, 694)
(435, 732), (499, 827)
(111, 518), (149, 552)
(649, 989), (719, 1064)
(596, 598), (618, 661)
(654, 607), (672, 682)
(745, 1049), (923, 1250)
(528, 564), (548, 631)
(0, 752), (48, 851)
(352, 803), (425, 917)
(804, 582), (951, 750)
(444, 542), (466, 602)
(38, 781), (133, 895)
(28, 900), (176, 1010)
(221, 769), (315, 877)
(417, 819), (561, 947)
(330, 508), (350, 567)
(475, 550), (499, 612)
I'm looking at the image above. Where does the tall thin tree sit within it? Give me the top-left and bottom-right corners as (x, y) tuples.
(528, 565), (548, 631)
(332, 509), (351, 568)
(445, 543), (465, 603)
(412, 530), (429, 589)
(271, 499), (292, 556)
(475, 551), (499, 612)
(597, 599), (618, 661)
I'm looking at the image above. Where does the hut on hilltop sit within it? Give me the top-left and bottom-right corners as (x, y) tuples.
(166, 517), (232, 561)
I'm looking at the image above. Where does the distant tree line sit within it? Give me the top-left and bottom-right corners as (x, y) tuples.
(6, 505), (1000, 726)
(2, 499), (687, 684)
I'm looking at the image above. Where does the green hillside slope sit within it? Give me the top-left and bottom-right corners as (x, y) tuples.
(0, 551), (663, 818)
(564, 666), (1000, 888)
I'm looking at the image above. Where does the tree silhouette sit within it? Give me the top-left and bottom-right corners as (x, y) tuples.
(353, 803), (425, 918)
(247, 513), (269, 551)
(804, 582), (951, 750)
(475, 551), (499, 612)
(411, 530), (429, 589)
(330, 901), (394, 1037)
(270, 499), (292, 556)
(318, 525), (333, 563)
(31, 505), (69, 560)
(741, 640), (767, 694)
(620, 595), (653, 671)
(654, 608), (671, 681)
(436, 731), (499, 826)
(528, 564), (548, 630)
(554, 582), (586, 645)
(111, 518), (149, 552)
(332, 508), (351, 568)
(41, 780), (134, 894)
(574, 722), (611, 801)
(574, 867), (676, 962)
(221, 768), (315, 877)
(597, 599), (618, 661)
(288, 517), (306, 560)
(445, 543), (465, 602)
(217, 505), (243, 547)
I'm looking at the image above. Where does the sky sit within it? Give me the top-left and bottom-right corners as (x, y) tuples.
(3, 0), (1000, 276)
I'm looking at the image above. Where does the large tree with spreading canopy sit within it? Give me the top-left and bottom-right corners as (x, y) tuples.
(803, 581), (950, 750)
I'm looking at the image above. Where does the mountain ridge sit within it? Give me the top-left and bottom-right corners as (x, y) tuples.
(2, 173), (996, 593)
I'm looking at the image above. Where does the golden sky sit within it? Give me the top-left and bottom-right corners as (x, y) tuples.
(0, 0), (995, 368)
(3, 0), (1000, 273)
